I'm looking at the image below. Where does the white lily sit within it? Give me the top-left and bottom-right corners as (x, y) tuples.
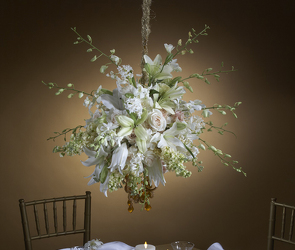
(157, 122), (187, 151)
(86, 162), (111, 197)
(144, 151), (166, 187)
(108, 143), (128, 173)
(144, 54), (173, 80)
(101, 88), (124, 110)
(81, 146), (108, 167)
(152, 83), (186, 114)
(81, 146), (110, 196)
(116, 115), (149, 153)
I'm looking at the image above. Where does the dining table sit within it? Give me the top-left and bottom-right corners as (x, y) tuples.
(60, 242), (200, 250)
(156, 243), (200, 250)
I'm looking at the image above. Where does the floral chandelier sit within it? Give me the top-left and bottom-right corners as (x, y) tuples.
(44, 0), (245, 212)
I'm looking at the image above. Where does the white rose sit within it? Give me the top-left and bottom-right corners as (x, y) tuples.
(147, 109), (167, 131)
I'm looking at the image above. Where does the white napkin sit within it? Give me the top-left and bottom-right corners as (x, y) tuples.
(59, 241), (134, 250)
(207, 243), (224, 250)
(96, 241), (134, 250)
(59, 247), (83, 250)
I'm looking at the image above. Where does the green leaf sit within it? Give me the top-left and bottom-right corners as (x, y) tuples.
(100, 165), (108, 184)
(128, 112), (137, 122)
(149, 89), (160, 97)
(135, 109), (148, 125)
(164, 53), (174, 64)
(183, 143), (195, 159)
(87, 48), (92, 52)
(100, 88), (113, 95)
(131, 77), (136, 87)
(125, 93), (134, 99)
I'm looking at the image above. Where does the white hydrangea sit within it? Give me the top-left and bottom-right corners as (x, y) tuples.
(124, 97), (143, 118)
(129, 152), (144, 177)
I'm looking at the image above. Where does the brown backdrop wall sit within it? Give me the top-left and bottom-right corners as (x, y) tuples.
(1, 1), (295, 250)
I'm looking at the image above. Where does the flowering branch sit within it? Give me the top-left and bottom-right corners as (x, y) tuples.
(43, 81), (94, 98)
(204, 102), (242, 118)
(198, 138), (246, 176)
(71, 27), (121, 67)
(173, 24), (211, 58)
(205, 121), (237, 137)
(48, 125), (84, 142)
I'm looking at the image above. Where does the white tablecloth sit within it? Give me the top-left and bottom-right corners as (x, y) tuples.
(60, 241), (134, 250)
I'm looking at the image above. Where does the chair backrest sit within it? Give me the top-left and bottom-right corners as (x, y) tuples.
(267, 198), (295, 250)
(19, 191), (91, 250)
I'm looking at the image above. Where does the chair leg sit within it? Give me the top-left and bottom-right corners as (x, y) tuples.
(83, 191), (91, 244)
(267, 198), (277, 250)
(19, 199), (33, 250)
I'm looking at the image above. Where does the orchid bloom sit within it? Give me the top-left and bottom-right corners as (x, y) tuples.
(164, 43), (175, 54)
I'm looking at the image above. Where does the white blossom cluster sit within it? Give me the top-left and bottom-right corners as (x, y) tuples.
(50, 39), (243, 204)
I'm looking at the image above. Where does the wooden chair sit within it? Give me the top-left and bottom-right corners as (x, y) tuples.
(267, 198), (295, 250)
(19, 191), (91, 250)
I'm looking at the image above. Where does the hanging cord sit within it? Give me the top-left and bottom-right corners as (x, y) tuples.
(141, 0), (152, 85)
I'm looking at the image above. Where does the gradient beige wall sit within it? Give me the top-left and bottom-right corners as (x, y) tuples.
(1, 1), (295, 250)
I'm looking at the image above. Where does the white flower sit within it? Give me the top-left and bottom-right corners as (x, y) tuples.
(117, 65), (133, 79)
(202, 109), (213, 118)
(129, 152), (144, 177)
(124, 97), (143, 118)
(147, 109), (167, 131)
(110, 55), (120, 65)
(84, 239), (103, 250)
(164, 43), (175, 53)
(144, 150), (166, 187)
(116, 114), (148, 153)
(155, 122), (187, 151)
(144, 54), (173, 80)
(185, 100), (204, 113)
(81, 146), (108, 168)
(108, 143), (128, 173)
(188, 115), (205, 135)
(83, 96), (91, 107)
(168, 59), (182, 72)
(101, 88), (124, 110)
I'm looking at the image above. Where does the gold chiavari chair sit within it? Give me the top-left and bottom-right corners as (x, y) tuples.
(267, 198), (295, 250)
(19, 191), (91, 250)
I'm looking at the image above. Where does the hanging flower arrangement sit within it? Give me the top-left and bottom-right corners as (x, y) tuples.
(43, 2), (245, 212)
